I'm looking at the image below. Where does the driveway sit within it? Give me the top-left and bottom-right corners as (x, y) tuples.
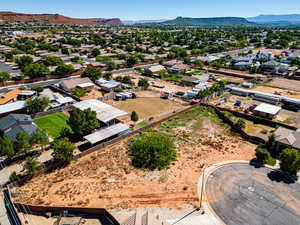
(205, 163), (300, 225)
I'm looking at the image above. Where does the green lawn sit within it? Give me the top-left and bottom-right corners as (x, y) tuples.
(33, 112), (70, 138)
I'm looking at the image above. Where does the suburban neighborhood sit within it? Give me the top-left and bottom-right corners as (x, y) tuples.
(0, 3), (299, 225)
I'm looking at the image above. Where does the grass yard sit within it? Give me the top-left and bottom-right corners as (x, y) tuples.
(33, 112), (70, 138)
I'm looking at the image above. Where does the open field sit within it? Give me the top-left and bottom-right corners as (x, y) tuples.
(15, 107), (256, 210)
(33, 112), (70, 138)
(114, 97), (185, 121)
(264, 78), (300, 92)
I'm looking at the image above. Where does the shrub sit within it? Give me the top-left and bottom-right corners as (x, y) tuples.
(71, 88), (86, 97)
(9, 171), (20, 183)
(280, 148), (300, 175)
(131, 111), (139, 122)
(128, 132), (176, 170)
(256, 147), (271, 163)
(114, 88), (123, 93)
(51, 138), (76, 164)
(235, 118), (246, 129)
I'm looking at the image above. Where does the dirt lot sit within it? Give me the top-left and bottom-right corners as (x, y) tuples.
(252, 48), (284, 56)
(80, 89), (103, 100)
(113, 97), (186, 121)
(113, 71), (191, 94)
(253, 85), (300, 100)
(14, 107), (256, 210)
(265, 78), (300, 92)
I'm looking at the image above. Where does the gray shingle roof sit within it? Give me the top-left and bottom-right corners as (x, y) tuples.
(0, 114), (37, 141)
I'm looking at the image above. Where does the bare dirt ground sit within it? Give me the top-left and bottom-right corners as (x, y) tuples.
(114, 97), (185, 120)
(252, 48), (284, 56)
(14, 107), (256, 210)
(253, 86), (300, 100)
(113, 71), (190, 94)
(80, 89), (103, 100)
(266, 78), (300, 92)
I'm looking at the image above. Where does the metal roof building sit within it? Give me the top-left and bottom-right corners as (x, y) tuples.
(0, 101), (26, 116)
(73, 99), (128, 123)
(84, 123), (130, 145)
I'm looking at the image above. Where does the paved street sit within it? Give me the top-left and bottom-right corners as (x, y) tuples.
(206, 163), (300, 225)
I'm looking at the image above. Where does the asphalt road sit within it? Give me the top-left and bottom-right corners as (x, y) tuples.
(206, 163), (300, 225)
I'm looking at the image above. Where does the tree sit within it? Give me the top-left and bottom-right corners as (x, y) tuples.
(265, 132), (277, 156)
(131, 111), (139, 122)
(55, 64), (74, 76)
(0, 72), (11, 84)
(31, 129), (48, 150)
(0, 136), (15, 158)
(27, 96), (50, 114)
(235, 119), (246, 129)
(15, 56), (33, 70)
(44, 56), (63, 66)
(68, 108), (100, 136)
(280, 148), (300, 175)
(71, 88), (86, 97)
(193, 60), (204, 69)
(128, 132), (176, 170)
(107, 61), (116, 71)
(121, 75), (132, 84)
(103, 72), (112, 80)
(91, 48), (100, 57)
(126, 56), (138, 67)
(61, 47), (69, 55)
(14, 131), (31, 154)
(255, 146), (271, 164)
(81, 66), (102, 81)
(51, 138), (76, 164)
(23, 157), (41, 174)
(23, 64), (49, 79)
(138, 78), (149, 88)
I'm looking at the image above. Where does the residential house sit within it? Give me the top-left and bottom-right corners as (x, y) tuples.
(0, 114), (38, 141)
(275, 127), (300, 151)
(170, 63), (190, 74)
(95, 79), (121, 92)
(60, 77), (94, 92)
(0, 101), (26, 118)
(181, 76), (200, 86)
(144, 65), (165, 76)
(0, 89), (21, 105)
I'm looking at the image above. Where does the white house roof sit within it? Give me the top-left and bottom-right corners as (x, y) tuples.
(56, 97), (75, 105)
(73, 99), (128, 123)
(76, 82), (94, 88)
(254, 103), (281, 115)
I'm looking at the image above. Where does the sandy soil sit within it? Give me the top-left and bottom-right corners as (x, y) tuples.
(253, 86), (300, 100)
(14, 108), (256, 210)
(80, 89), (104, 100)
(267, 78), (300, 92)
(114, 97), (184, 120)
(252, 48), (284, 56)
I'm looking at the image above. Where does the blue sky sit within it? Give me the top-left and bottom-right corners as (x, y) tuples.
(1, 0), (299, 20)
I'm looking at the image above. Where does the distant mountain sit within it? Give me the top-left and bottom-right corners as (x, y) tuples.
(0, 11), (123, 25)
(123, 19), (168, 25)
(161, 17), (254, 26)
(247, 14), (300, 25)
(248, 14), (300, 22)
